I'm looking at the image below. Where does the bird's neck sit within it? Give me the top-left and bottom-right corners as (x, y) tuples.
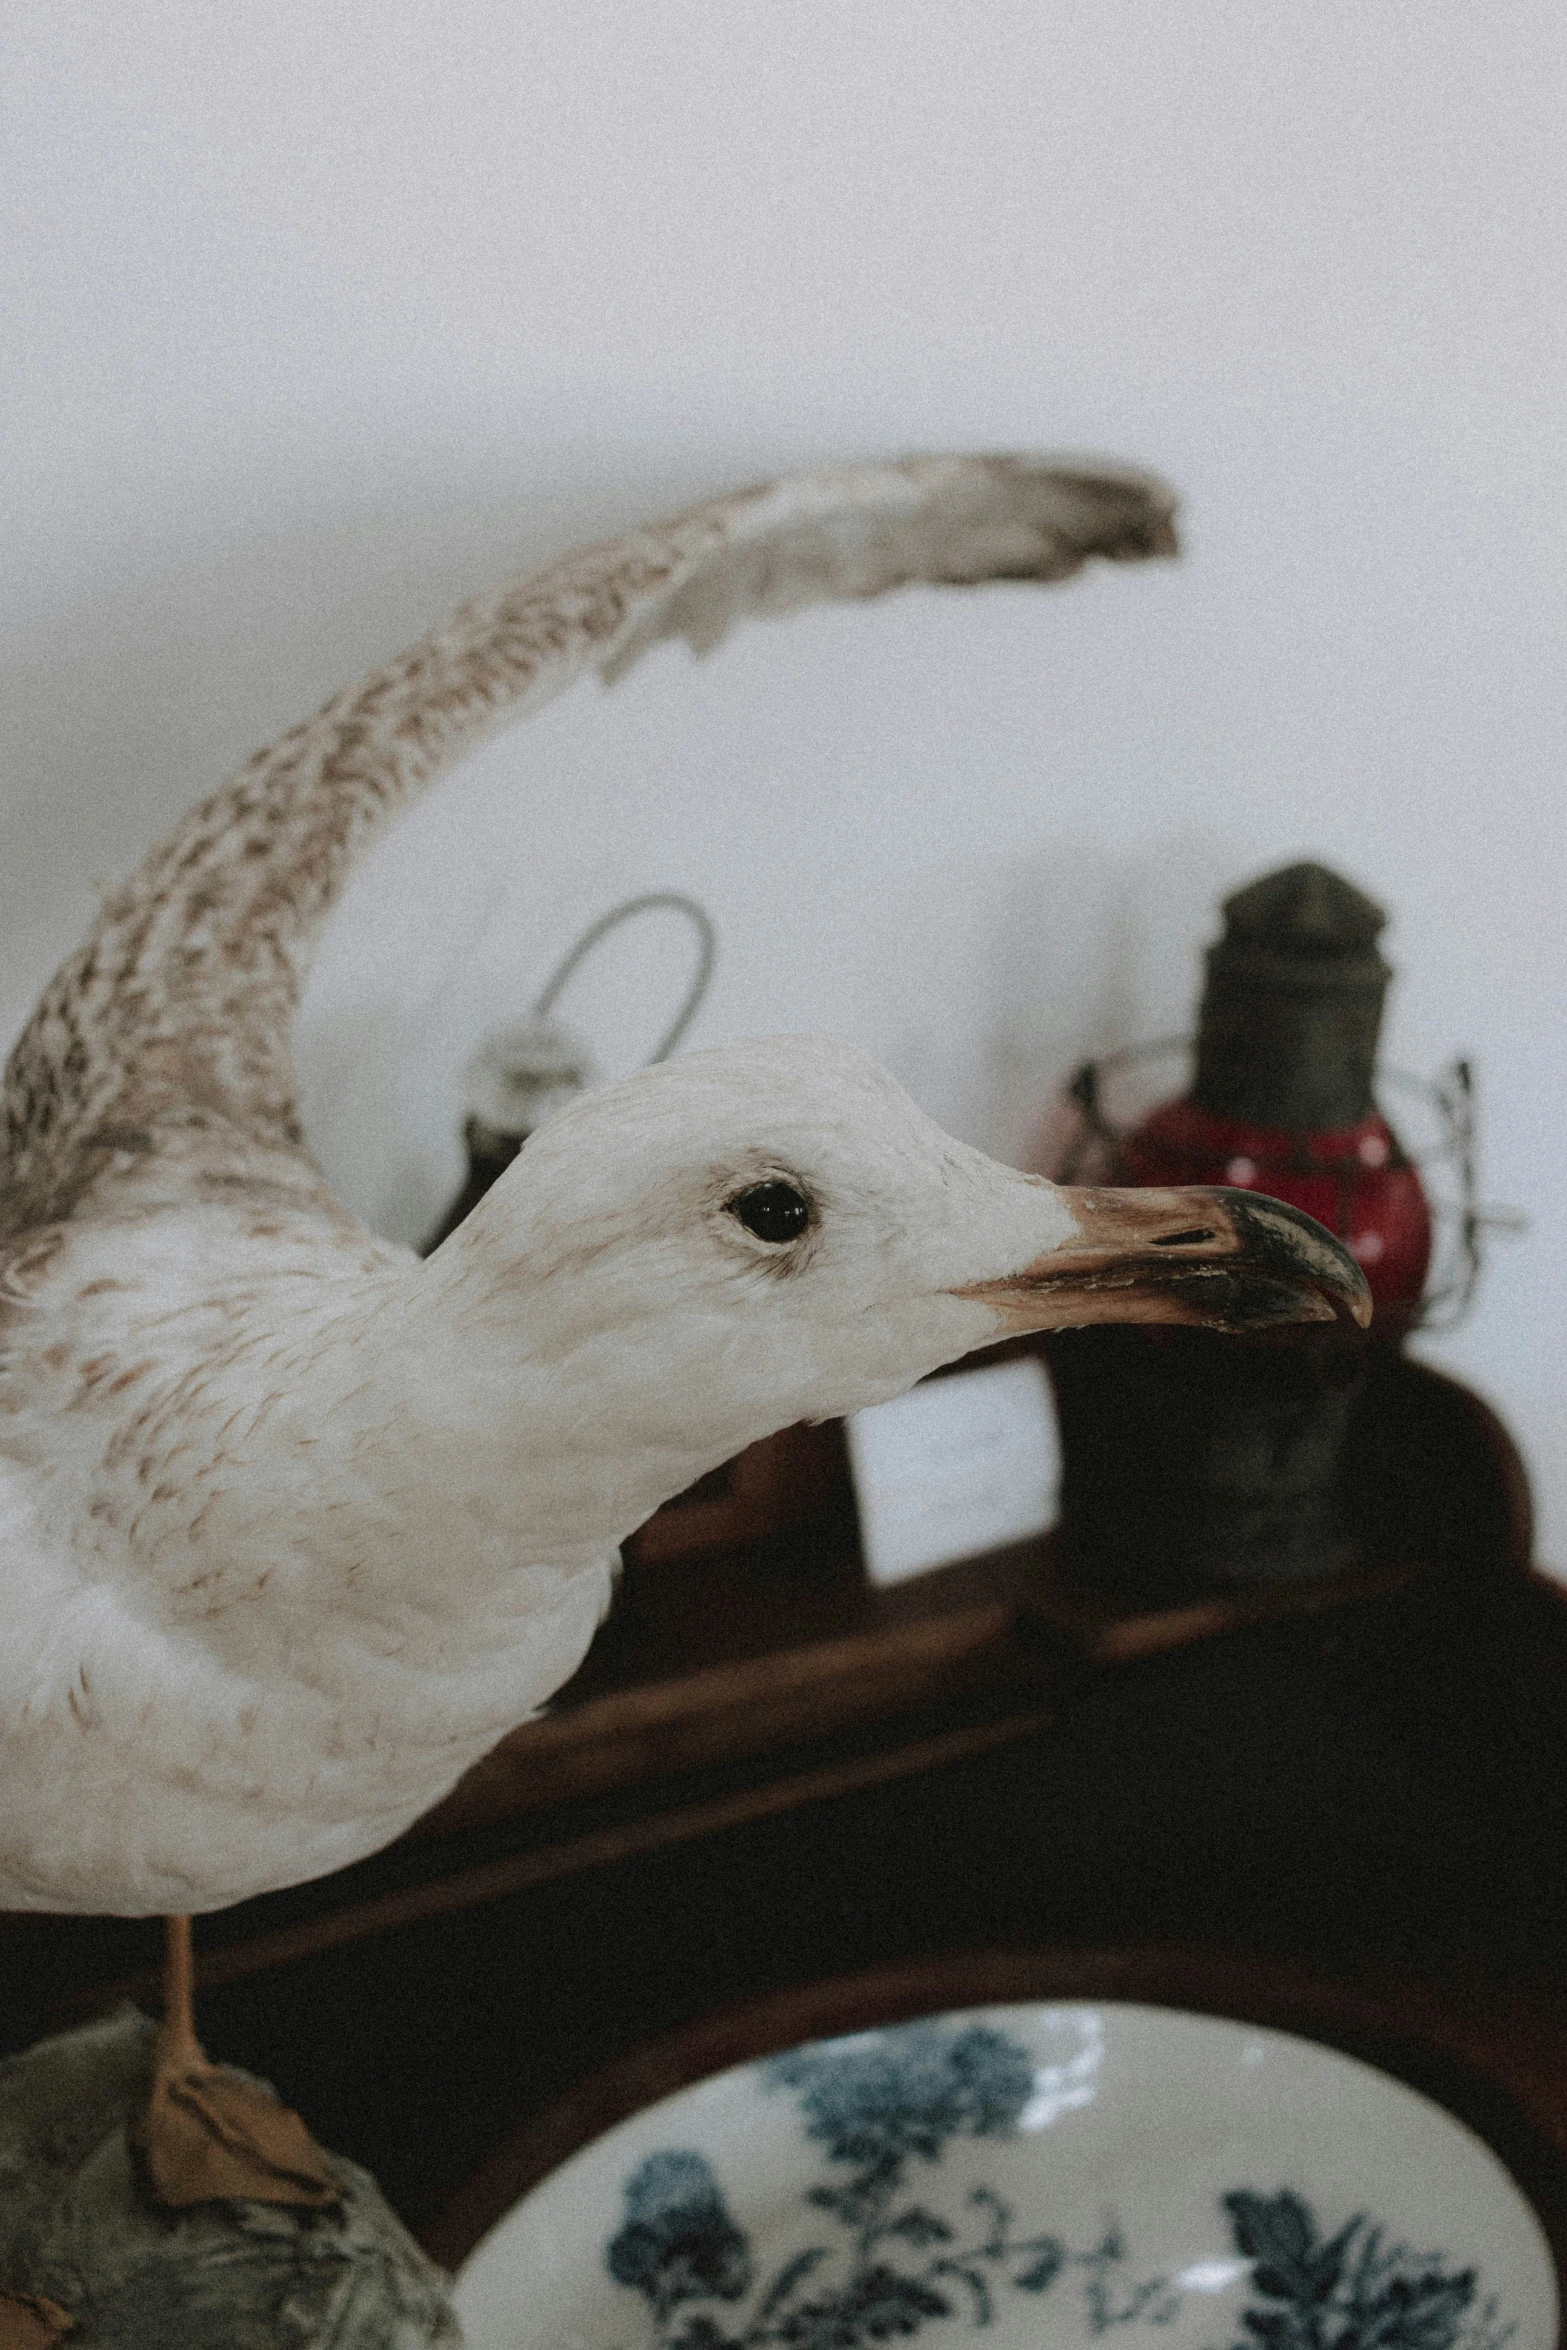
(296, 1246), (725, 1605)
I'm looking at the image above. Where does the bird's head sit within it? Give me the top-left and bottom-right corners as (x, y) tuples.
(429, 1035), (1369, 1485)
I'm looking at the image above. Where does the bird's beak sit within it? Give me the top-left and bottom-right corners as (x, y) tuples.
(954, 1185), (1373, 1335)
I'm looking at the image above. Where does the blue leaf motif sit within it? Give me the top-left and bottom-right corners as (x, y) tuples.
(1013, 2243), (1065, 2292)
(1223, 2189), (1490, 2350)
(1228, 2189), (1316, 2268)
(884, 2207), (952, 2247)
(769, 2263), (951, 2344)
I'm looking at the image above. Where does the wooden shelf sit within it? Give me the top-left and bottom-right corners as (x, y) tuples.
(413, 1343), (1534, 1838)
(415, 1533), (1047, 1836)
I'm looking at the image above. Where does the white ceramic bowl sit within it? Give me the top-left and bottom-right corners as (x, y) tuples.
(454, 2001), (1556, 2349)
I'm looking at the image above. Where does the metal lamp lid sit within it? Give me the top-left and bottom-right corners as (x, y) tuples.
(1193, 862), (1393, 1129)
(1208, 861), (1391, 993)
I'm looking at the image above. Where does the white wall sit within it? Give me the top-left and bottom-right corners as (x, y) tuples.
(4, 3), (1565, 1559)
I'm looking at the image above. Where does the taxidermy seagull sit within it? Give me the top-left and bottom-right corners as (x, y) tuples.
(0, 453), (1368, 2208)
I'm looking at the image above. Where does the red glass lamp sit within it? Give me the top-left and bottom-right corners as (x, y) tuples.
(1107, 863), (1431, 1340)
(1038, 864), (1450, 1601)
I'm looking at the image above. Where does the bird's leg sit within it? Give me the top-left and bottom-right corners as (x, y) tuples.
(134, 1914), (341, 2208)
(156, 1909), (203, 2073)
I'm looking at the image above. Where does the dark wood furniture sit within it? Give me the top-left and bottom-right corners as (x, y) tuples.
(2, 1351), (1564, 2289)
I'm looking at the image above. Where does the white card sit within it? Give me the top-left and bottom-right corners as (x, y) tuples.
(846, 1355), (1059, 1587)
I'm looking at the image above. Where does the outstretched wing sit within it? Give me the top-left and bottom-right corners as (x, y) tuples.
(0, 452), (1176, 1232)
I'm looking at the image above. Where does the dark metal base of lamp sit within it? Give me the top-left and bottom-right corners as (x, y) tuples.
(1043, 1325), (1373, 1606)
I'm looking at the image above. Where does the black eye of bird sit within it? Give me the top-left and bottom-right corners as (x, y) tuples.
(726, 1180), (813, 1244)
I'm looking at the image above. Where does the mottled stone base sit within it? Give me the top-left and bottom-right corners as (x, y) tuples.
(0, 2011), (461, 2347)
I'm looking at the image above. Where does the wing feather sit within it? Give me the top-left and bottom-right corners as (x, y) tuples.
(0, 452), (1176, 1231)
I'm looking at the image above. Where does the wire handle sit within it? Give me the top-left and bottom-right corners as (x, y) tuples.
(533, 891), (717, 1064)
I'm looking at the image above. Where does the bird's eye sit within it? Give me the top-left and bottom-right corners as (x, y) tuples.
(726, 1180), (813, 1244)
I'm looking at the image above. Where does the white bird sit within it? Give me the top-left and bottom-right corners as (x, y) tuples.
(0, 453), (1368, 2206)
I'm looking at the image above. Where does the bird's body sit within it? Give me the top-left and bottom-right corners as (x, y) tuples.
(0, 452), (1362, 1938)
(0, 1191), (615, 1914)
(0, 1032), (1035, 1915)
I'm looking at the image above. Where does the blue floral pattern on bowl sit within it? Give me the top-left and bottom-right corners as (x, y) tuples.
(606, 2022), (1517, 2349)
(453, 2005), (1556, 2350)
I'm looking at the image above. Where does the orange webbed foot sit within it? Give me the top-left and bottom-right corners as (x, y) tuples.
(134, 2031), (341, 2209)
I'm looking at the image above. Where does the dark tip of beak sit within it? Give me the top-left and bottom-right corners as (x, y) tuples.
(955, 1179), (1374, 1339)
(1211, 1188), (1374, 1330)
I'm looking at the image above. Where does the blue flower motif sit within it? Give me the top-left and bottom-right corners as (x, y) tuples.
(764, 2023), (1036, 2176)
(608, 2150), (753, 2323)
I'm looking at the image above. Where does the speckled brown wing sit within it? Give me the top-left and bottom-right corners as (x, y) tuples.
(0, 453), (1177, 1235)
